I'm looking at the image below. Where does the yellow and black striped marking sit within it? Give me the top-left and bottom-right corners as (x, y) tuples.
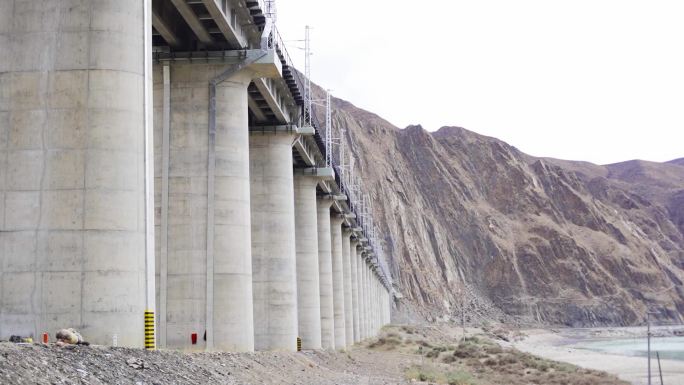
(144, 310), (155, 350)
(296, 337), (302, 352)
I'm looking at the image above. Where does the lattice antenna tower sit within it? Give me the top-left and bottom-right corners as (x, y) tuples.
(348, 156), (356, 203)
(339, 127), (347, 188)
(325, 89), (338, 167)
(363, 193), (371, 234)
(302, 25), (312, 128)
(265, 0), (277, 21)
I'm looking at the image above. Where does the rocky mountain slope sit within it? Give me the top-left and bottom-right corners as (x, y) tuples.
(321, 94), (684, 327)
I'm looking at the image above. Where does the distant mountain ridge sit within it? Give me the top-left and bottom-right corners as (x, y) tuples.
(321, 91), (684, 326)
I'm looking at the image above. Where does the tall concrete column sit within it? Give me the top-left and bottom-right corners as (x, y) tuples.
(370, 271), (374, 335)
(0, 0), (148, 346)
(350, 240), (360, 343)
(365, 261), (371, 338)
(341, 230), (353, 347)
(317, 199), (335, 349)
(250, 130), (298, 351)
(293, 175), (321, 350)
(375, 276), (379, 333)
(374, 276), (379, 333)
(370, 274), (374, 335)
(154, 63), (256, 351)
(356, 250), (365, 339)
(330, 215), (346, 348)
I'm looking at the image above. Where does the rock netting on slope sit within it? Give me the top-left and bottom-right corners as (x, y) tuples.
(317, 92), (684, 327)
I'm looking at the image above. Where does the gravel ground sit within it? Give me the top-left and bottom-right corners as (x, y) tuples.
(0, 324), (629, 385)
(0, 340), (409, 385)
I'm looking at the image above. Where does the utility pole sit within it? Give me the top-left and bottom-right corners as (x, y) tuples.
(647, 312), (652, 385)
(303, 26), (312, 128)
(656, 351), (664, 385)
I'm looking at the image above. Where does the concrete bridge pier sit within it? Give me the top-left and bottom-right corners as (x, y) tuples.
(342, 230), (354, 347)
(350, 240), (360, 343)
(154, 57), (285, 351)
(371, 268), (376, 334)
(250, 126), (299, 351)
(374, 275), (380, 333)
(356, 249), (365, 340)
(293, 173), (324, 350)
(0, 0), (150, 347)
(365, 259), (372, 338)
(358, 251), (367, 339)
(330, 215), (346, 348)
(317, 199), (335, 349)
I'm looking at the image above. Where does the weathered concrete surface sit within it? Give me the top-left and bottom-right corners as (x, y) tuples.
(362, 263), (368, 339)
(251, 131), (298, 352)
(330, 215), (346, 349)
(294, 175), (322, 350)
(0, 0), (147, 347)
(350, 240), (360, 342)
(154, 63), (255, 351)
(356, 250), (365, 339)
(317, 199), (335, 349)
(341, 230), (353, 347)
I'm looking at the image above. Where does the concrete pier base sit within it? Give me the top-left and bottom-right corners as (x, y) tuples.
(294, 176), (322, 350)
(317, 199), (335, 349)
(250, 130), (298, 351)
(330, 215), (346, 349)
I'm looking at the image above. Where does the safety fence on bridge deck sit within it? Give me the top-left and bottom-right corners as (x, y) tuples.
(261, 10), (392, 290)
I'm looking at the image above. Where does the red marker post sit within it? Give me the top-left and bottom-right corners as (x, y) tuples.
(42, 333), (49, 344)
(191, 333), (197, 345)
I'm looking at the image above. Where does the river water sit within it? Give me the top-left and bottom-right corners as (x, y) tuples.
(572, 336), (684, 361)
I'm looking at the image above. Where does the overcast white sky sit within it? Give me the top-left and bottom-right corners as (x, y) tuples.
(275, 0), (684, 165)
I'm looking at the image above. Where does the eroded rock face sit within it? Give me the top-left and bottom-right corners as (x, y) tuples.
(322, 94), (684, 326)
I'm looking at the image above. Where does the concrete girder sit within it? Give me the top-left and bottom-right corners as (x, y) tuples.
(170, 0), (214, 44)
(202, 0), (247, 48)
(247, 95), (269, 122)
(292, 136), (317, 166)
(294, 167), (335, 180)
(253, 77), (292, 124)
(152, 8), (181, 46)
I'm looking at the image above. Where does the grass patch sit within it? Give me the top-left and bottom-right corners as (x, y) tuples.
(374, 325), (628, 385)
(405, 365), (477, 385)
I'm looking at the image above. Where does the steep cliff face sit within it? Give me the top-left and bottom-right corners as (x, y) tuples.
(324, 96), (684, 326)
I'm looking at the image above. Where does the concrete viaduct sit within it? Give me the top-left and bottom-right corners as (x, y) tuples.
(0, 0), (392, 352)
